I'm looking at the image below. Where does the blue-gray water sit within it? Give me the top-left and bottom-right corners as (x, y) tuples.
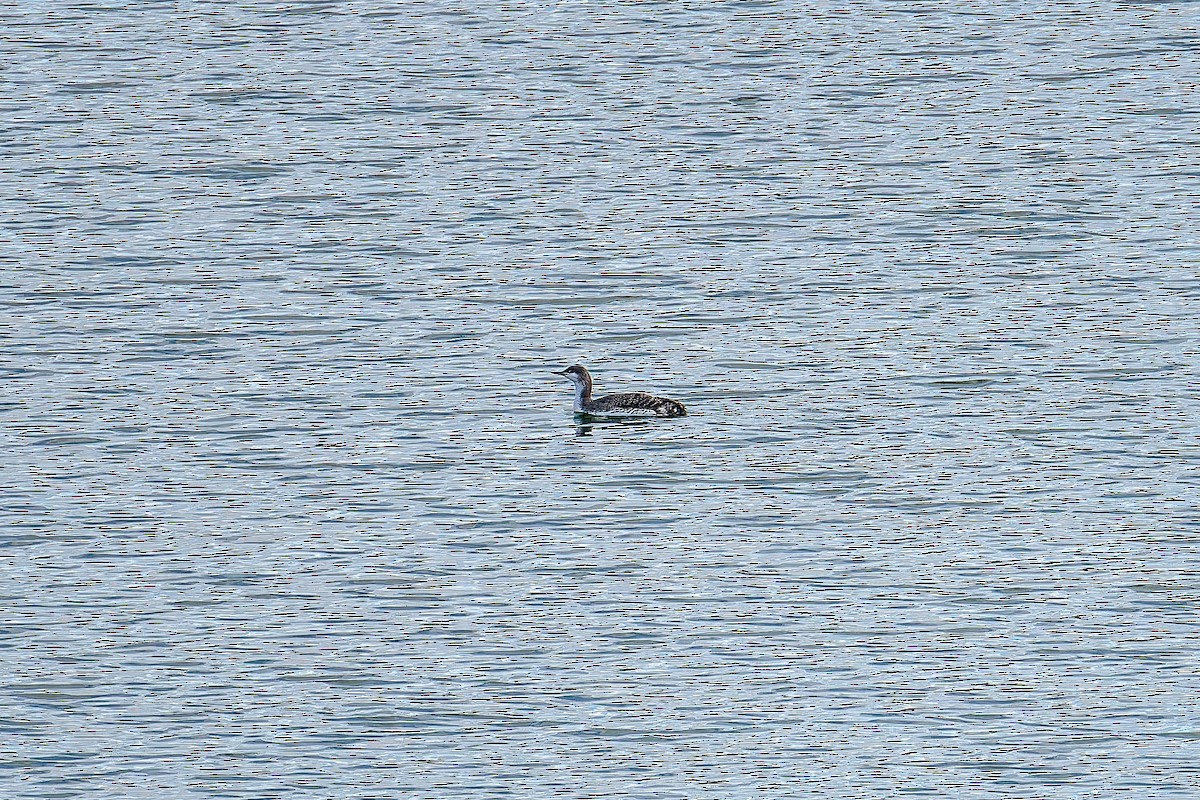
(4, 2), (1200, 798)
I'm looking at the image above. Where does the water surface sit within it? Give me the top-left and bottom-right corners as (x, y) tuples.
(3, 2), (1200, 798)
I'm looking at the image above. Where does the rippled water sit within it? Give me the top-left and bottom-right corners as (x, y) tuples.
(4, 2), (1200, 797)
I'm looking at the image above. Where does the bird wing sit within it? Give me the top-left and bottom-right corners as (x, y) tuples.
(587, 392), (686, 416)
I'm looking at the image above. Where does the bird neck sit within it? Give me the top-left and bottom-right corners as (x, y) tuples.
(572, 377), (592, 411)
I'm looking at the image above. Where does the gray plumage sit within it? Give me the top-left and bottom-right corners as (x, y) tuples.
(556, 365), (687, 417)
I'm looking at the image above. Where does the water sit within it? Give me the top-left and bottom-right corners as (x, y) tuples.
(4, 1), (1200, 797)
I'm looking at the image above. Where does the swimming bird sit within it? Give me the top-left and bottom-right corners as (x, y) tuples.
(556, 365), (687, 417)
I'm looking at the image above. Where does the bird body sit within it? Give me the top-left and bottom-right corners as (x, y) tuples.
(556, 365), (687, 417)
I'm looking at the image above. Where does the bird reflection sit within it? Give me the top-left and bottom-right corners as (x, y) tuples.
(572, 414), (657, 437)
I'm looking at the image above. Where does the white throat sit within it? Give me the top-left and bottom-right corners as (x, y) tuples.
(569, 376), (587, 411)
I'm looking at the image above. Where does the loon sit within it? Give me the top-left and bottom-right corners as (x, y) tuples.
(556, 365), (687, 417)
